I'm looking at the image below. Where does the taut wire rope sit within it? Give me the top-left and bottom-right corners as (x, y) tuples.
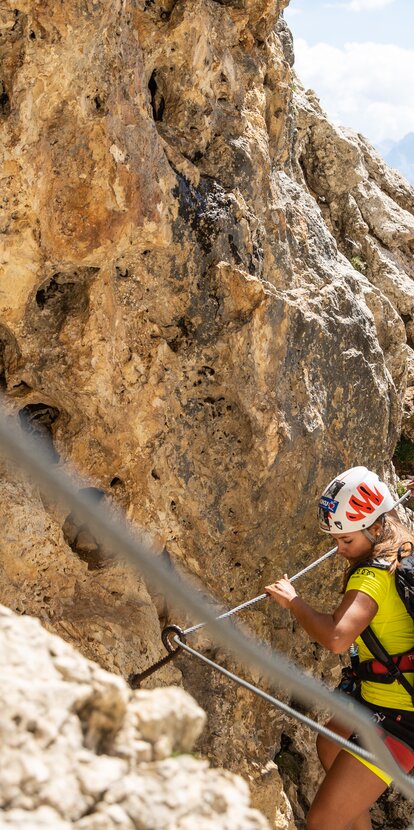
(176, 636), (377, 764)
(182, 546), (338, 636)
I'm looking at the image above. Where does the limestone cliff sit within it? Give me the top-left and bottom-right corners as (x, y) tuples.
(0, 604), (271, 829)
(1, 1), (414, 827)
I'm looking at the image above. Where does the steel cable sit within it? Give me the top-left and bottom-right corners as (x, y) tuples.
(176, 637), (376, 763)
(182, 547), (338, 636)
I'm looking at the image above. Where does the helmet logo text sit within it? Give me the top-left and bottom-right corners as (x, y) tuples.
(319, 496), (339, 513)
(346, 484), (384, 522)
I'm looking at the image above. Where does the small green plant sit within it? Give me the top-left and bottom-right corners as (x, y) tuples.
(397, 480), (408, 498)
(349, 255), (366, 275)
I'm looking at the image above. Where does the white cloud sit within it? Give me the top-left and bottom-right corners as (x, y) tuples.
(294, 39), (414, 143)
(329, 0), (396, 10)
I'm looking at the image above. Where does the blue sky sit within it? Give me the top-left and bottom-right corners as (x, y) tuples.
(284, 0), (414, 146)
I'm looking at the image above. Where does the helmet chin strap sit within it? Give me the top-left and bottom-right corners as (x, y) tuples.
(363, 515), (386, 545)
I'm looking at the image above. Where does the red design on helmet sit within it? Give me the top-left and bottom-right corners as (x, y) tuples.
(346, 484), (385, 522)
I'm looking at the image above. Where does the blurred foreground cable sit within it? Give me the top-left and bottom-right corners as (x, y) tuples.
(0, 407), (412, 797)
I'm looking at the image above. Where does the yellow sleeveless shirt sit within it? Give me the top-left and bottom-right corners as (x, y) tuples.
(346, 564), (414, 711)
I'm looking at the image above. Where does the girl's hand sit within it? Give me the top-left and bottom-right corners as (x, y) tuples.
(265, 575), (297, 609)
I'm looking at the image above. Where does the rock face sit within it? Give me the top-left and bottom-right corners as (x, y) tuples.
(1, 0), (414, 827)
(0, 604), (270, 829)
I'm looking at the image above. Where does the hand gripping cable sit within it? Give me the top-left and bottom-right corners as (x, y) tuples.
(128, 545), (338, 687)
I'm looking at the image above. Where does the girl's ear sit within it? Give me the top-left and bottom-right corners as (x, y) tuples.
(371, 515), (386, 541)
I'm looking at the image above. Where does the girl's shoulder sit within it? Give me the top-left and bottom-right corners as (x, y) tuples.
(364, 557), (391, 572)
(346, 560), (392, 604)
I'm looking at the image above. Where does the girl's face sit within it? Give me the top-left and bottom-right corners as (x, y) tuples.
(331, 530), (374, 562)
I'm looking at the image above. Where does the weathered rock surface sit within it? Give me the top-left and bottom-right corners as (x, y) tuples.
(0, 604), (270, 829)
(1, 0), (414, 827)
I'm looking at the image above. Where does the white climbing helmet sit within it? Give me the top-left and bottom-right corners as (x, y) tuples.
(318, 466), (394, 535)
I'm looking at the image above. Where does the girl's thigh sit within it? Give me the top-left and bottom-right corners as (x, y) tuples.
(316, 718), (353, 771)
(307, 750), (388, 830)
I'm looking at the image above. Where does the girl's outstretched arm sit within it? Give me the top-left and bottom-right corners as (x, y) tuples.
(265, 577), (377, 653)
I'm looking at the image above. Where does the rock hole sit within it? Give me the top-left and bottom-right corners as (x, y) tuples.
(115, 266), (129, 279)
(29, 30), (36, 39)
(0, 326), (20, 390)
(167, 316), (193, 352)
(148, 70), (165, 122)
(62, 488), (108, 570)
(0, 83), (10, 117)
(11, 380), (31, 396)
(36, 278), (58, 309)
(0, 342), (7, 391)
(274, 734), (309, 816)
(228, 234), (243, 265)
(18, 403), (60, 463)
(33, 269), (98, 333)
(110, 476), (122, 487)
(151, 469), (160, 480)
(94, 96), (102, 111)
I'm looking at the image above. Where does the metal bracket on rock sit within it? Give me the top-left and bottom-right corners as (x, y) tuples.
(128, 625), (186, 689)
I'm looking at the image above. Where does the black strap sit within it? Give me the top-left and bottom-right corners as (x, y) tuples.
(360, 626), (414, 703)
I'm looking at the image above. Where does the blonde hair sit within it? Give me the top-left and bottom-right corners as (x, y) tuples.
(344, 513), (414, 589)
(372, 513), (414, 573)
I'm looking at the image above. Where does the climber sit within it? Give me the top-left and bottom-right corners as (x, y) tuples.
(265, 466), (414, 830)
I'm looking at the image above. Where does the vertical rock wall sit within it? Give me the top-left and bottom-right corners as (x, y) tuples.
(1, 0), (414, 825)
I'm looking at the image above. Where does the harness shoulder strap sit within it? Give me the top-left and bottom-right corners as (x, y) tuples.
(360, 625), (414, 703)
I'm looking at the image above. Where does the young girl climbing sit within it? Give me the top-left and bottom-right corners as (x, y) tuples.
(265, 466), (414, 830)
